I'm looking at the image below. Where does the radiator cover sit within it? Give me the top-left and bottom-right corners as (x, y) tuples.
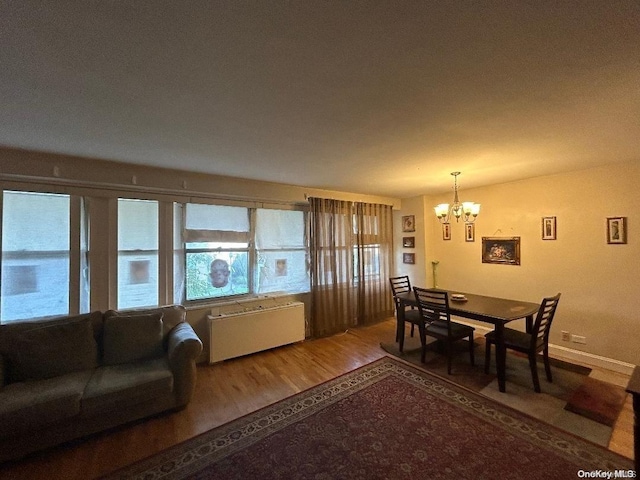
(208, 301), (305, 363)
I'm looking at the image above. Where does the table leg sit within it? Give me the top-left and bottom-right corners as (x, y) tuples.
(495, 322), (507, 392)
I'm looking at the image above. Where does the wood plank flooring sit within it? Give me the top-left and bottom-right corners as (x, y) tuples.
(0, 318), (634, 479)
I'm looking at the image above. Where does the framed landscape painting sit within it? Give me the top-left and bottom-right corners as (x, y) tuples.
(482, 237), (521, 265)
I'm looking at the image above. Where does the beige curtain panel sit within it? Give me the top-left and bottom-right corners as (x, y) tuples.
(308, 197), (394, 337)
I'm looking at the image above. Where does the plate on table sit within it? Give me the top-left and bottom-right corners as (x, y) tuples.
(450, 293), (467, 302)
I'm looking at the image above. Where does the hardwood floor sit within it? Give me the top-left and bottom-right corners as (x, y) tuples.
(0, 318), (634, 479)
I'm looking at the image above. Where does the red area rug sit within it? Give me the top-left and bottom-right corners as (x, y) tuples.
(104, 357), (633, 480)
(565, 376), (628, 427)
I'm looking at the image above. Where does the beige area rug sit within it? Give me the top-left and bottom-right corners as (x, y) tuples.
(380, 335), (627, 447)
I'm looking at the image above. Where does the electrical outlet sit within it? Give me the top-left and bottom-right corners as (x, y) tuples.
(571, 334), (586, 345)
(561, 331), (570, 342)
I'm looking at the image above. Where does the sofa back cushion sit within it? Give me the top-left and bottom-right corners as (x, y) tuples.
(104, 304), (186, 346)
(1, 317), (99, 382)
(102, 313), (164, 365)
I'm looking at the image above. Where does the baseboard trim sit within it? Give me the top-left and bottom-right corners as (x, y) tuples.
(457, 321), (636, 376)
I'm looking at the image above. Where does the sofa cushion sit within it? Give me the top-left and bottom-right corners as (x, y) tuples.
(0, 312), (104, 383)
(81, 357), (173, 415)
(0, 370), (93, 438)
(5, 318), (98, 381)
(104, 305), (186, 339)
(103, 313), (164, 365)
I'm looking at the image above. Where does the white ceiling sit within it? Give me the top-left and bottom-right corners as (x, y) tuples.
(1, 1), (639, 198)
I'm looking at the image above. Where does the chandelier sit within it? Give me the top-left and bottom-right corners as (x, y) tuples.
(434, 172), (480, 224)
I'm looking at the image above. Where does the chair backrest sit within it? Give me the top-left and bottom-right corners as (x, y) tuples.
(389, 276), (411, 310)
(530, 293), (562, 352)
(413, 287), (450, 327)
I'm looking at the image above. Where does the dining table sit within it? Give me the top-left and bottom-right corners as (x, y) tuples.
(394, 289), (541, 393)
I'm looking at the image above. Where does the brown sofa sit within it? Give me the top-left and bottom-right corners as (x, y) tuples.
(0, 305), (202, 463)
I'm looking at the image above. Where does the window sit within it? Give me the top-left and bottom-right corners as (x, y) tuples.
(117, 199), (159, 309)
(1, 191), (71, 322)
(184, 204), (250, 301)
(255, 209), (309, 294)
(182, 204), (309, 302)
(355, 212), (382, 281)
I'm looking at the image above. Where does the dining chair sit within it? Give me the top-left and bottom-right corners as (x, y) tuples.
(389, 276), (416, 341)
(484, 293), (562, 393)
(413, 287), (475, 374)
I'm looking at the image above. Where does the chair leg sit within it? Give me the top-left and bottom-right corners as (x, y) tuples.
(446, 342), (452, 375)
(543, 347), (552, 382)
(469, 334), (475, 366)
(410, 323), (415, 338)
(528, 353), (541, 393)
(484, 340), (492, 374)
(419, 324), (427, 363)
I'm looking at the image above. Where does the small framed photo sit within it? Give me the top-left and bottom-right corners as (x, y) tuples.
(402, 215), (415, 232)
(403, 253), (415, 264)
(482, 237), (521, 265)
(465, 223), (475, 242)
(402, 236), (415, 248)
(542, 216), (557, 240)
(606, 217), (627, 244)
(442, 223), (451, 241)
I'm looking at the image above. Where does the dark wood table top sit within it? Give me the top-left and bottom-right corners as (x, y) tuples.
(396, 289), (540, 324)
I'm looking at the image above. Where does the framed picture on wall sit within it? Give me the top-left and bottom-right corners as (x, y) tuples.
(482, 237), (521, 265)
(403, 253), (415, 264)
(542, 216), (556, 240)
(402, 215), (415, 232)
(442, 223), (451, 241)
(402, 236), (415, 248)
(606, 217), (627, 244)
(465, 223), (475, 242)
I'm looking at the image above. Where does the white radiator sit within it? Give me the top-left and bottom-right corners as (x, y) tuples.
(208, 301), (305, 363)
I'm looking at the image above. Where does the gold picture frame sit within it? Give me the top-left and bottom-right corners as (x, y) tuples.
(482, 237), (521, 265)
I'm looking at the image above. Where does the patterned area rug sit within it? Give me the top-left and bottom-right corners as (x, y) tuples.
(103, 357), (633, 480)
(380, 336), (628, 446)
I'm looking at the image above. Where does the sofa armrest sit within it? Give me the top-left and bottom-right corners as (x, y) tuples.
(167, 322), (203, 406)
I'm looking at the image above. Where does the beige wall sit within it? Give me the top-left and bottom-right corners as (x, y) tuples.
(0, 147), (400, 208)
(3, 148), (638, 367)
(0, 147), (399, 362)
(393, 196), (428, 288)
(396, 162), (639, 367)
